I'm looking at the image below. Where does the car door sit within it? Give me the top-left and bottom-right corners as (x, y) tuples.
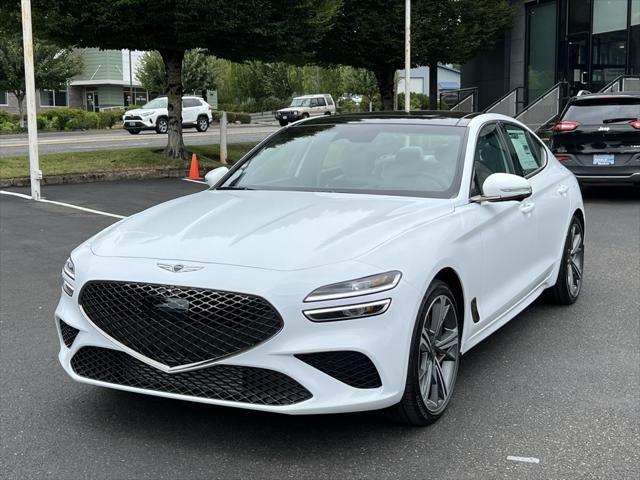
(315, 96), (327, 115)
(182, 98), (198, 124)
(501, 122), (572, 277)
(465, 123), (540, 324)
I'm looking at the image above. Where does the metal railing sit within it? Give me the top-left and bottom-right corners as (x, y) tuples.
(599, 75), (640, 93)
(515, 82), (568, 132)
(439, 87), (478, 112)
(483, 87), (524, 117)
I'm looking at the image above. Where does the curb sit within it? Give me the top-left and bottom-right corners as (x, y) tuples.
(0, 168), (191, 188)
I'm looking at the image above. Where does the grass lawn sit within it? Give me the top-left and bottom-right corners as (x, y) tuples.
(0, 143), (257, 178)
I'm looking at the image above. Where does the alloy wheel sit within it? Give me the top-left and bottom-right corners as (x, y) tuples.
(566, 222), (584, 297)
(417, 294), (459, 414)
(198, 118), (208, 131)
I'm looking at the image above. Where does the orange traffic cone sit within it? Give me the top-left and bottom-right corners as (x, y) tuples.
(186, 153), (203, 180)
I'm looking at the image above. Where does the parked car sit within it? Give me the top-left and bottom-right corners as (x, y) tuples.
(122, 96), (213, 135)
(275, 94), (336, 126)
(550, 92), (640, 185)
(56, 112), (584, 426)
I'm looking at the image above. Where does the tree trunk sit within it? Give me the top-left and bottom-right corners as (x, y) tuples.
(160, 50), (188, 162)
(428, 60), (438, 110)
(16, 92), (25, 128)
(375, 68), (397, 111)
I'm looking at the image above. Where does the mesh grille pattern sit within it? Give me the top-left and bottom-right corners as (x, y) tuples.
(59, 319), (80, 348)
(71, 347), (312, 405)
(295, 351), (382, 389)
(79, 281), (283, 368)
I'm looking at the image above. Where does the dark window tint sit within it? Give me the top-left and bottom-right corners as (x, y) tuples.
(503, 124), (544, 176)
(568, 0), (591, 33)
(183, 98), (201, 108)
(472, 124), (513, 195)
(316, 97), (326, 106)
(563, 98), (640, 124)
(325, 95), (334, 106)
(0, 91), (6, 105)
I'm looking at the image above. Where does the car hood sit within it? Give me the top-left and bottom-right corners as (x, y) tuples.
(277, 107), (300, 113)
(90, 190), (453, 271)
(124, 108), (152, 116)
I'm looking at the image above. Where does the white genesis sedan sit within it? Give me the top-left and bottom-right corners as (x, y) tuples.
(56, 112), (585, 425)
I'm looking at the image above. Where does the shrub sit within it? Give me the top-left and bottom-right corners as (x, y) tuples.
(0, 121), (18, 132)
(42, 108), (87, 130)
(211, 111), (251, 124)
(65, 111), (99, 130)
(36, 114), (51, 130)
(98, 109), (124, 129)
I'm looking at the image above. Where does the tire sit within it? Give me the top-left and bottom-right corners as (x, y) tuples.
(388, 279), (461, 426)
(302, 113), (309, 119)
(128, 129), (140, 135)
(278, 119), (288, 127)
(544, 215), (584, 305)
(196, 115), (209, 132)
(155, 117), (168, 134)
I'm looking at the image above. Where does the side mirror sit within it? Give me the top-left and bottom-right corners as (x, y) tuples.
(205, 167), (229, 187)
(473, 173), (532, 203)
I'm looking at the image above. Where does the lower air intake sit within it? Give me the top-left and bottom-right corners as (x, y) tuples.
(59, 319), (80, 348)
(71, 347), (312, 406)
(295, 351), (382, 389)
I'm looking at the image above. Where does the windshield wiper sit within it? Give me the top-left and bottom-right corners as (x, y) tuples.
(217, 186), (255, 190)
(602, 117), (637, 124)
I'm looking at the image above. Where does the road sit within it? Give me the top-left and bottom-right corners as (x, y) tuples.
(1, 181), (638, 479)
(0, 123), (279, 157)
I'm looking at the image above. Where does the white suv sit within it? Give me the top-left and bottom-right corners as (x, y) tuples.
(123, 96), (213, 135)
(275, 94), (336, 126)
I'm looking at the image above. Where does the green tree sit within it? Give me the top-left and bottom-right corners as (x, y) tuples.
(318, 0), (512, 110)
(0, 31), (82, 127)
(137, 49), (217, 97)
(33, 0), (340, 160)
(343, 68), (378, 111)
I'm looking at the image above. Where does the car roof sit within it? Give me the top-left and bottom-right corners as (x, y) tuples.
(297, 110), (481, 127)
(294, 94), (332, 99)
(569, 92), (640, 103)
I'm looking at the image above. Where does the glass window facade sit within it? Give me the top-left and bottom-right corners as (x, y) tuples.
(527, 1), (557, 101)
(593, 0), (628, 34)
(632, 0), (640, 73)
(569, 0), (591, 33)
(40, 89), (68, 107)
(0, 91), (7, 105)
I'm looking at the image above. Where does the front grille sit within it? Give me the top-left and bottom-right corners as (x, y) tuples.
(124, 115), (142, 121)
(295, 351), (382, 389)
(71, 347), (312, 405)
(79, 281), (283, 368)
(58, 318), (80, 348)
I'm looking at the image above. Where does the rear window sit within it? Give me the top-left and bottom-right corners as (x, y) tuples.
(563, 97), (640, 125)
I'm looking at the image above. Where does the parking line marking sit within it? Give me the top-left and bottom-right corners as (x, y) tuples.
(182, 178), (207, 185)
(1, 190), (126, 219)
(507, 456), (540, 464)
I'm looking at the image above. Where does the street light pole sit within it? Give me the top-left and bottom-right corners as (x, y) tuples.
(20, 0), (41, 200)
(129, 50), (134, 106)
(404, 0), (411, 113)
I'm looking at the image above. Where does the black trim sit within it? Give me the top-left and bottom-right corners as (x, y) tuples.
(296, 351), (382, 389)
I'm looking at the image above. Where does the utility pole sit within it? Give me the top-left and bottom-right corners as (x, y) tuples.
(219, 111), (228, 165)
(128, 50), (134, 106)
(404, 0), (411, 113)
(20, 0), (41, 200)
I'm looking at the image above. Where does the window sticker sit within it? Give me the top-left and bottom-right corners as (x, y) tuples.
(507, 129), (539, 171)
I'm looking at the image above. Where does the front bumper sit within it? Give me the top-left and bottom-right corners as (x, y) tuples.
(55, 255), (419, 414)
(275, 111), (302, 122)
(123, 116), (155, 130)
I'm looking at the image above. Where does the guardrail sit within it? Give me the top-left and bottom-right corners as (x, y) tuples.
(439, 87), (478, 112)
(484, 87), (524, 117)
(515, 82), (567, 132)
(599, 75), (640, 93)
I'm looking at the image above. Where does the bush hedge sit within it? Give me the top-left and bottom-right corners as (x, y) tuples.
(212, 111), (252, 124)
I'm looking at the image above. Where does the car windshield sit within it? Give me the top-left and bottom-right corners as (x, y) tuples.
(218, 123), (466, 198)
(290, 98), (311, 107)
(142, 97), (167, 109)
(563, 98), (640, 125)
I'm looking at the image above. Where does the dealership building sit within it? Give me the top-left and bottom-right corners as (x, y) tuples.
(1, 48), (148, 114)
(462, 0), (640, 111)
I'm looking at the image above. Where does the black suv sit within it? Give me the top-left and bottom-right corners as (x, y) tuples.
(549, 93), (640, 185)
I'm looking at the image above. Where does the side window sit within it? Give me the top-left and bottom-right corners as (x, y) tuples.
(471, 123), (514, 195)
(182, 98), (199, 108)
(309, 98), (319, 107)
(325, 95), (334, 106)
(316, 97), (326, 107)
(502, 124), (544, 176)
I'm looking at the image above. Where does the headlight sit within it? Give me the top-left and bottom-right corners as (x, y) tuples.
(304, 271), (401, 302)
(304, 298), (391, 322)
(293, 110), (299, 115)
(140, 111), (154, 117)
(62, 257), (75, 296)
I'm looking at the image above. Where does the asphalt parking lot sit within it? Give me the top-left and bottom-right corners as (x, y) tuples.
(1, 180), (638, 479)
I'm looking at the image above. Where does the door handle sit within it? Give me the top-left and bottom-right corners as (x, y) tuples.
(557, 184), (569, 196)
(520, 202), (535, 214)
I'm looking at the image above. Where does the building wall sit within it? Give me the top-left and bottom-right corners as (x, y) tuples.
(397, 65), (461, 95)
(76, 48), (126, 82)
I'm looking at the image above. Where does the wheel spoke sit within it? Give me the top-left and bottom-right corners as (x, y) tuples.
(571, 232), (582, 255)
(432, 357), (447, 400)
(430, 297), (449, 336)
(434, 328), (458, 358)
(570, 260), (582, 281)
(419, 357), (432, 400)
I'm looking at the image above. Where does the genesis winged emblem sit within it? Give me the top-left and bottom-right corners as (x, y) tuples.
(157, 263), (204, 273)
